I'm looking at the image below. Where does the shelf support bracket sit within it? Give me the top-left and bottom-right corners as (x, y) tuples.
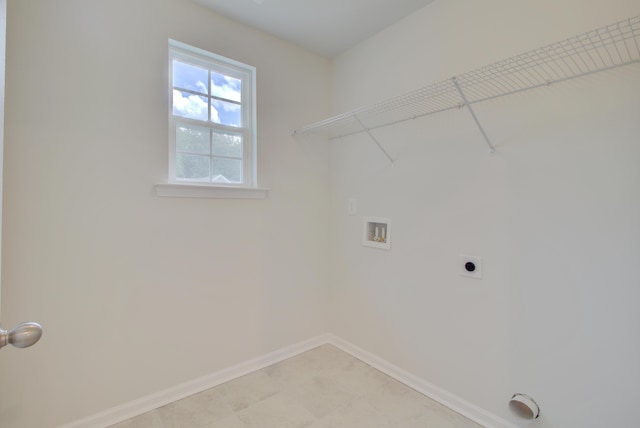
(353, 114), (395, 165)
(452, 77), (496, 156)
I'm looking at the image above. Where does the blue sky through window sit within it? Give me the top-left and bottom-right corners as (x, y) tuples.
(173, 61), (207, 94)
(173, 60), (242, 127)
(211, 72), (241, 102)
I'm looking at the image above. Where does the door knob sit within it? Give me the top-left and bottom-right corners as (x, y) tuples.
(0, 322), (43, 349)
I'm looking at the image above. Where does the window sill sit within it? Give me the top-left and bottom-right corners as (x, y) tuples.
(155, 183), (269, 199)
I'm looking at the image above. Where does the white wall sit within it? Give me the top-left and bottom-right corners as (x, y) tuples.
(329, 1), (640, 427)
(0, 0), (330, 426)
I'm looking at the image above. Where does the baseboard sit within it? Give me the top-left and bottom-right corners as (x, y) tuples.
(57, 334), (332, 428)
(327, 334), (518, 428)
(59, 332), (515, 428)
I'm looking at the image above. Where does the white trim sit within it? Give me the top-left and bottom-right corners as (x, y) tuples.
(169, 39), (256, 74)
(326, 335), (518, 428)
(58, 333), (514, 428)
(0, 0), (6, 315)
(57, 334), (332, 428)
(155, 183), (268, 199)
(168, 40), (257, 187)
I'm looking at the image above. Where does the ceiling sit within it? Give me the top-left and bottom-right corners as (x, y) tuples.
(192, 0), (436, 58)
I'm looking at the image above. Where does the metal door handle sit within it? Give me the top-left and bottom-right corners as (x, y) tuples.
(0, 322), (43, 350)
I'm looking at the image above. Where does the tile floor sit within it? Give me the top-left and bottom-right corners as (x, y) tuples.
(110, 344), (483, 428)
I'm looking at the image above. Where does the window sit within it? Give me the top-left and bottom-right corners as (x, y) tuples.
(168, 40), (256, 187)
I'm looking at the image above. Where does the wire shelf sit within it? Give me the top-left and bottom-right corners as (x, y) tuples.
(293, 15), (640, 141)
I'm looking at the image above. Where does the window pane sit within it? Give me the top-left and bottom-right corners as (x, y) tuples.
(176, 153), (210, 181)
(173, 90), (208, 121)
(177, 126), (210, 154)
(212, 158), (242, 184)
(173, 60), (208, 94)
(211, 72), (241, 102)
(211, 99), (241, 127)
(212, 132), (242, 158)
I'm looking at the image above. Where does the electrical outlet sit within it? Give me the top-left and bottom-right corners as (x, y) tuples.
(460, 255), (482, 279)
(348, 198), (357, 215)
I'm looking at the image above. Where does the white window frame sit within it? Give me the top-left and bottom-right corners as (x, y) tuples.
(167, 40), (258, 189)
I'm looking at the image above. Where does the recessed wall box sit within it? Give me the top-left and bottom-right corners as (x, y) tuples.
(363, 217), (391, 250)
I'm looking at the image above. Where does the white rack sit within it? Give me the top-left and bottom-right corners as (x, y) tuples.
(293, 16), (640, 159)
